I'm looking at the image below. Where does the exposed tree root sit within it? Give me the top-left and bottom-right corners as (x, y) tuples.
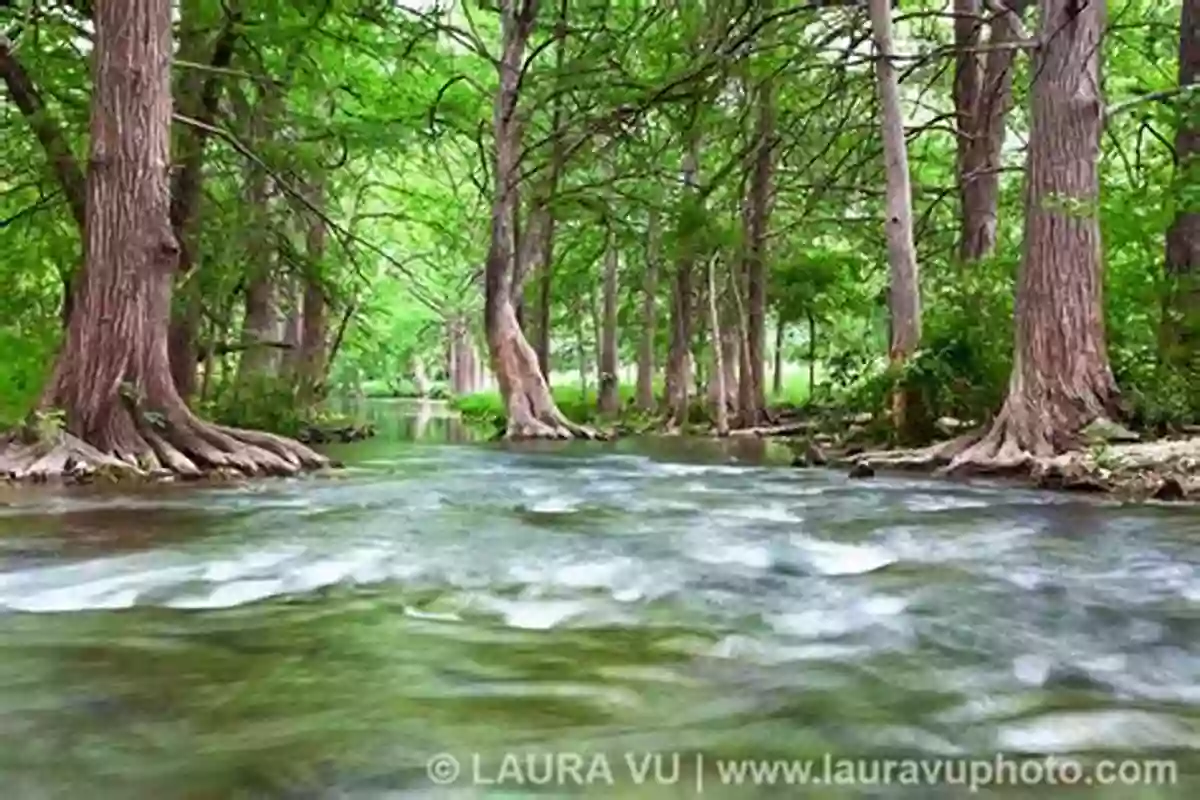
(2, 408), (330, 484)
(848, 422), (1200, 502)
(850, 429), (985, 472)
(729, 420), (819, 438)
(488, 300), (605, 442)
(504, 389), (603, 441)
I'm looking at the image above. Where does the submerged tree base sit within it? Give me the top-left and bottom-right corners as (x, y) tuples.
(1, 412), (330, 484)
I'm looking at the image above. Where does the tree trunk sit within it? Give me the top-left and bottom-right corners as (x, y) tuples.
(531, 0), (569, 382)
(483, 0), (594, 439)
(235, 123), (283, 386)
(278, 275), (303, 376)
(665, 140), (700, 428)
(577, 313), (588, 398)
(950, 0), (1118, 470)
(708, 267), (739, 419)
(1162, 0), (1200, 366)
(738, 67), (774, 427)
(707, 256), (730, 436)
(296, 180), (328, 406)
(535, 265), (553, 381)
(773, 317), (785, 396)
(411, 356), (430, 397)
(954, 0), (1032, 263)
(590, 288), (603, 389)
(636, 207), (660, 411)
(598, 221), (620, 416)
(870, 0), (922, 428)
(807, 312), (816, 399)
(2, 0), (325, 481)
(236, 275), (283, 383)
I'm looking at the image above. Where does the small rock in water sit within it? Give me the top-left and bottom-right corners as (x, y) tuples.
(848, 462), (874, 479)
(850, 412), (873, 425)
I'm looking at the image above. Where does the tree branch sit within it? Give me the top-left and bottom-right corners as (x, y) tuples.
(0, 32), (86, 230)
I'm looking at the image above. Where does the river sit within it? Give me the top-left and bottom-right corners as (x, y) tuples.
(0, 399), (1197, 798)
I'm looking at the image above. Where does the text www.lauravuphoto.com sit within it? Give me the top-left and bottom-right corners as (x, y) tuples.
(425, 751), (1178, 793)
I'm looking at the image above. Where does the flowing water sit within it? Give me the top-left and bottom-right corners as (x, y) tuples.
(0, 399), (1197, 799)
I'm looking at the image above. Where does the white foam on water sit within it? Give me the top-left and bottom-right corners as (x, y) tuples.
(688, 542), (773, 570)
(996, 710), (1200, 753)
(717, 504), (803, 524)
(1012, 653), (1053, 686)
(166, 578), (285, 610)
(791, 535), (895, 576)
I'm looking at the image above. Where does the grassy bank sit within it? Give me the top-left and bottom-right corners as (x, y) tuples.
(449, 368), (817, 433)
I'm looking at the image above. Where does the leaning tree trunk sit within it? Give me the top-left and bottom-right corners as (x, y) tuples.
(870, 0), (922, 427)
(636, 207), (660, 411)
(1162, 0), (1200, 367)
(949, 0), (1118, 471)
(484, 0), (594, 439)
(597, 220), (620, 416)
(1, 0), (325, 481)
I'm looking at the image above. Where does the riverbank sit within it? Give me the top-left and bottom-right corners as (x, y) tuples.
(727, 412), (1200, 503)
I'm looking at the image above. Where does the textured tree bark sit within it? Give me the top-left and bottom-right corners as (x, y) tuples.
(279, 275), (304, 376)
(1162, 0), (1200, 367)
(773, 318), (785, 396)
(448, 316), (478, 395)
(535, 265), (553, 381)
(235, 112), (283, 385)
(297, 182), (328, 406)
(665, 141), (700, 429)
(954, 0), (1032, 262)
(484, 0), (595, 439)
(738, 57), (774, 426)
(950, 0), (1119, 471)
(707, 257), (730, 436)
(2, 0), (325, 481)
(708, 266), (739, 419)
(597, 222), (620, 416)
(870, 0), (922, 428)
(636, 207), (660, 411)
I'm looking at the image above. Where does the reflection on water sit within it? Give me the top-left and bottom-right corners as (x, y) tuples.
(0, 401), (1197, 797)
(332, 397), (485, 444)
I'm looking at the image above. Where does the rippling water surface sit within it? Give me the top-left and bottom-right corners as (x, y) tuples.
(0, 400), (1197, 798)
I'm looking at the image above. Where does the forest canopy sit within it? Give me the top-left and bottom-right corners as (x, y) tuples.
(0, 0), (1196, 479)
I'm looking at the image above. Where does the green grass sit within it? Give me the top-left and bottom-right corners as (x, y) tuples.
(450, 361), (824, 429)
(451, 382), (643, 427)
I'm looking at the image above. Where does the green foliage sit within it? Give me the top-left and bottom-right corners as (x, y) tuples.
(200, 376), (341, 439)
(1, 0), (1196, 447)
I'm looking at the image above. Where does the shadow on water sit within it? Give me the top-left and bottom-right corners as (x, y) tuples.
(0, 400), (1198, 797)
